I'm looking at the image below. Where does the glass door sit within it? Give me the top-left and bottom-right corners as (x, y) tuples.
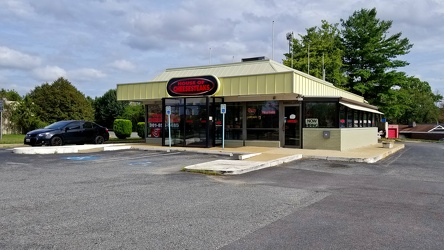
(284, 106), (300, 147)
(211, 98), (223, 146)
(163, 97), (222, 148)
(183, 103), (207, 147)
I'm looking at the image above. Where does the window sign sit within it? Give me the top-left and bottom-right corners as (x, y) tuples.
(305, 118), (319, 128)
(147, 104), (179, 138)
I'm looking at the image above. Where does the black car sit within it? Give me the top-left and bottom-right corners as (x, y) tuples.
(24, 120), (110, 146)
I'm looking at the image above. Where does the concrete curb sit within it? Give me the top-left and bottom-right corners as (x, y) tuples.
(232, 154), (303, 175)
(104, 145), (132, 151)
(13, 146), (80, 154)
(302, 144), (405, 163)
(130, 145), (251, 158)
(184, 154), (303, 175)
(12, 144), (131, 154)
(237, 153), (262, 160)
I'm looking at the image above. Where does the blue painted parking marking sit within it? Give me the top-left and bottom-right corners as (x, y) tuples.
(64, 156), (100, 161)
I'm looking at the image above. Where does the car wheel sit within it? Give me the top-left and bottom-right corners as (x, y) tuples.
(95, 135), (105, 144)
(50, 136), (63, 146)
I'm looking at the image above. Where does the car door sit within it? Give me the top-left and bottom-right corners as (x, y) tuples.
(81, 121), (96, 143)
(63, 121), (83, 144)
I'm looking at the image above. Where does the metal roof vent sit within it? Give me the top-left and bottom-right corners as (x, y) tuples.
(241, 56), (268, 62)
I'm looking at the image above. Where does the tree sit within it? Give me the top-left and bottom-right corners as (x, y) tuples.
(379, 76), (442, 124)
(27, 77), (94, 123)
(397, 78), (442, 124)
(284, 20), (347, 88)
(8, 96), (46, 133)
(341, 8), (413, 105)
(94, 89), (128, 129)
(0, 89), (22, 101)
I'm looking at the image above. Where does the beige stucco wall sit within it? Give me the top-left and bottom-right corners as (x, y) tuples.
(145, 138), (163, 145)
(340, 127), (378, 151)
(303, 127), (378, 151)
(303, 128), (342, 150)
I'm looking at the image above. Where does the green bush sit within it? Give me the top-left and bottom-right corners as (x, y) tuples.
(137, 122), (145, 138)
(113, 119), (132, 139)
(24, 119), (48, 133)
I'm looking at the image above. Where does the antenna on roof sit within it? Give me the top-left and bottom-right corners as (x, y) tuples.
(322, 53), (325, 81)
(272, 20), (275, 60)
(209, 47), (212, 65)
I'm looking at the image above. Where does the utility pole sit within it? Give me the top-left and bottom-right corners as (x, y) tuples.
(322, 53), (325, 81)
(272, 21), (274, 60)
(307, 44), (310, 74)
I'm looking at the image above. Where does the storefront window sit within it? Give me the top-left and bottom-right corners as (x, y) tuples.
(163, 98), (212, 147)
(147, 104), (163, 138)
(246, 101), (279, 140)
(304, 102), (338, 128)
(354, 110), (360, 127)
(339, 106), (346, 128)
(347, 109), (354, 128)
(225, 103), (243, 140)
(363, 112), (368, 127)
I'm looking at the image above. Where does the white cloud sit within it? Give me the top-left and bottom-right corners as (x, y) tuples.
(32, 65), (67, 81)
(0, 46), (41, 70)
(110, 59), (136, 72)
(68, 68), (106, 81)
(0, 0), (35, 18)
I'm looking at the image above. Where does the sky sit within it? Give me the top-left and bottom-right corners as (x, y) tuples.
(1, 0), (443, 99)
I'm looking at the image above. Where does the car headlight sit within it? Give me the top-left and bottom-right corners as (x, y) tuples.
(38, 132), (52, 138)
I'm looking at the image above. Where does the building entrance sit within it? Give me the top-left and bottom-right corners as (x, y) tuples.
(162, 97), (223, 147)
(284, 105), (301, 147)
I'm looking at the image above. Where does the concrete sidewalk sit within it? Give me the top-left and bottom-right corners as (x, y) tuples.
(9, 142), (405, 175)
(131, 143), (405, 175)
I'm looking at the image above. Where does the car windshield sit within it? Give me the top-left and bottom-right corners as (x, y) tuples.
(44, 121), (73, 129)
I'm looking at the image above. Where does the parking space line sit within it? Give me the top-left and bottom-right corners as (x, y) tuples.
(63, 151), (182, 164)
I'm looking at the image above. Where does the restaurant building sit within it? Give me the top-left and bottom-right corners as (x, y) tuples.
(117, 57), (383, 151)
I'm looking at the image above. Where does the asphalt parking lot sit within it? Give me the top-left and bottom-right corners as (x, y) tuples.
(1, 142), (444, 249)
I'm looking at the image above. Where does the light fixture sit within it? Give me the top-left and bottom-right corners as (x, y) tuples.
(286, 32), (294, 68)
(296, 95), (303, 101)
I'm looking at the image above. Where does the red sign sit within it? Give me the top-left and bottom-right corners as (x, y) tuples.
(151, 128), (161, 138)
(261, 110), (276, 115)
(167, 76), (219, 96)
(247, 108), (256, 115)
